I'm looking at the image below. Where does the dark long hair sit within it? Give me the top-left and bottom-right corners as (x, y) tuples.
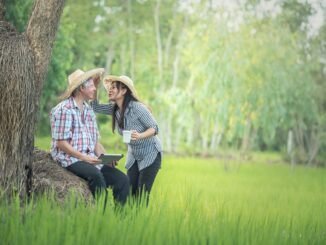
(112, 81), (139, 132)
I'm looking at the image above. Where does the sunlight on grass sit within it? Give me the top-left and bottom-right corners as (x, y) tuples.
(1, 155), (326, 244)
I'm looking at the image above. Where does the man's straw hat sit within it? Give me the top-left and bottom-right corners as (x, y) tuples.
(60, 68), (105, 100)
(103, 75), (139, 100)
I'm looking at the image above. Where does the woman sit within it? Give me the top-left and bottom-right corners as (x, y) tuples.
(91, 75), (162, 205)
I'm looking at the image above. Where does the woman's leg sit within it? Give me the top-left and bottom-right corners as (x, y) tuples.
(127, 161), (140, 197)
(67, 161), (106, 197)
(101, 165), (129, 205)
(138, 153), (161, 205)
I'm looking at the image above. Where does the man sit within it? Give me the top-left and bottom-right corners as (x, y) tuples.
(50, 68), (129, 205)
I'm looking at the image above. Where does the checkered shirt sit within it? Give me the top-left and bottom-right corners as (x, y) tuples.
(50, 97), (99, 167)
(91, 100), (162, 171)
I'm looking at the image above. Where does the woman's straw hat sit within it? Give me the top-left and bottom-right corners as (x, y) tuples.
(103, 75), (139, 100)
(61, 68), (105, 100)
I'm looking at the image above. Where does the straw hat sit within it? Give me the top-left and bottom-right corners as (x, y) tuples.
(103, 75), (139, 100)
(60, 68), (105, 100)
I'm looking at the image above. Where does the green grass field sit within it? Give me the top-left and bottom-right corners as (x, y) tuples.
(1, 153), (326, 244)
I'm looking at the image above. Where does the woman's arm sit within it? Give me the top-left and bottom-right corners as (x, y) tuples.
(131, 128), (156, 140)
(131, 103), (159, 140)
(90, 99), (114, 115)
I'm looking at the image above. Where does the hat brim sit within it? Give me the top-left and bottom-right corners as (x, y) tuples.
(103, 75), (139, 100)
(73, 68), (105, 89)
(61, 68), (105, 100)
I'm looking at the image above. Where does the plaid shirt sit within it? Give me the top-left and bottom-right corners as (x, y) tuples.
(50, 97), (99, 167)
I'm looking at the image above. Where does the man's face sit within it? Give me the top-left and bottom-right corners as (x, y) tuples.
(80, 78), (97, 100)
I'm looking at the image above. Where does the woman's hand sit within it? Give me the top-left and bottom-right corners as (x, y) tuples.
(131, 130), (143, 141)
(130, 128), (156, 141)
(93, 76), (101, 87)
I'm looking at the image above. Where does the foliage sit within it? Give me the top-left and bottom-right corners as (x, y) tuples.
(5, 0), (326, 164)
(4, 0), (34, 32)
(38, 7), (75, 134)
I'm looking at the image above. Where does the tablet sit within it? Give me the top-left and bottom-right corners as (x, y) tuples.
(98, 154), (124, 164)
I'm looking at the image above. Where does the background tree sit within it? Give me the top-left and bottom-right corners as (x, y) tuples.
(5, 0), (324, 169)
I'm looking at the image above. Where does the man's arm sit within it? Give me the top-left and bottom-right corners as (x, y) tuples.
(56, 140), (101, 165)
(95, 142), (117, 167)
(94, 142), (106, 157)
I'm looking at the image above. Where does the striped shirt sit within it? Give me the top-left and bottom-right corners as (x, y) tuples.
(50, 97), (100, 168)
(91, 100), (162, 170)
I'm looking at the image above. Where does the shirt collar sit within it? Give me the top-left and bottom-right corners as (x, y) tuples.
(125, 101), (134, 115)
(69, 97), (90, 110)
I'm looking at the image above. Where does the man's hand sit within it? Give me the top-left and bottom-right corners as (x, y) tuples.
(81, 154), (102, 165)
(57, 140), (101, 164)
(107, 161), (118, 168)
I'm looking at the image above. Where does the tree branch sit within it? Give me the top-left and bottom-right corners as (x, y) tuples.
(26, 0), (66, 85)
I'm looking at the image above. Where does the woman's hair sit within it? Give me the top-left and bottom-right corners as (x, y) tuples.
(112, 81), (139, 132)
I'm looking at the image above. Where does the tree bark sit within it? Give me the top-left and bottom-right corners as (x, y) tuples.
(32, 149), (92, 202)
(0, 0), (65, 198)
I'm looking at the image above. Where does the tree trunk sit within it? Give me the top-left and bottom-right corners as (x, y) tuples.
(105, 41), (115, 75)
(210, 122), (221, 152)
(154, 0), (163, 87)
(240, 117), (252, 153)
(127, 0), (135, 79)
(163, 7), (176, 70)
(32, 149), (92, 202)
(287, 129), (296, 169)
(0, 0), (66, 198)
(307, 129), (320, 166)
(172, 16), (187, 89)
(120, 42), (127, 74)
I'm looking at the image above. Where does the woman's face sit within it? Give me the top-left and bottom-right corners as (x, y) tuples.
(108, 82), (126, 101)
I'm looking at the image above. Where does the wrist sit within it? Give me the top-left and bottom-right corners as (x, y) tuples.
(139, 133), (144, 139)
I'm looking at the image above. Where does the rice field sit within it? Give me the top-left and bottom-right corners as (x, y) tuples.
(1, 155), (326, 244)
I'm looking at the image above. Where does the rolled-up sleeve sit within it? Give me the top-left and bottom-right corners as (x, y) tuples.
(90, 100), (114, 115)
(137, 104), (159, 135)
(51, 108), (72, 140)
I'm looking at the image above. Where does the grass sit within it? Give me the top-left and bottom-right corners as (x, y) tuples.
(1, 154), (326, 244)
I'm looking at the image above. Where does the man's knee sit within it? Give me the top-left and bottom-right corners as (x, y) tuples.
(117, 173), (129, 189)
(89, 171), (106, 186)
